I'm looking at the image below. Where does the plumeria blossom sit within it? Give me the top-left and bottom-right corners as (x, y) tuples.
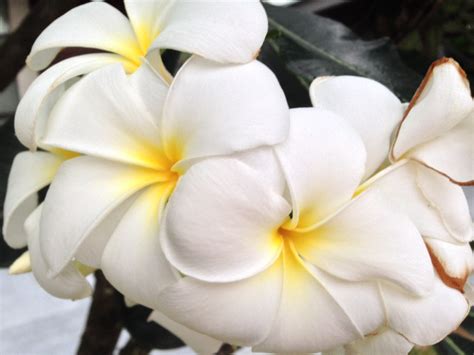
(16, 0), (267, 150)
(310, 58), (473, 288)
(35, 56), (288, 308)
(154, 107), (438, 352)
(310, 58), (473, 352)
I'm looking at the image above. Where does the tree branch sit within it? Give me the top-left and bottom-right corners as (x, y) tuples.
(215, 343), (235, 355)
(76, 271), (124, 355)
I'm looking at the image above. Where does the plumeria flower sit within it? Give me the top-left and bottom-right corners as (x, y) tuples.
(310, 58), (473, 291)
(35, 56), (288, 308)
(309, 58), (473, 353)
(16, 0), (267, 150)
(154, 107), (438, 352)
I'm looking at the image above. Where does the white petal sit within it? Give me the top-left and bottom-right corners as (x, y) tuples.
(15, 53), (124, 150)
(149, 1), (267, 63)
(345, 328), (414, 355)
(43, 64), (169, 170)
(293, 189), (434, 295)
(410, 112), (474, 185)
(416, 165), (472, 242)
(275, 107), (366, 229)
(425, 238), (472, 292)
(148, 310), (222, 354)
(26, 205), (92, 300)
(162, 56), (289, 168)
(40, 156), (163, 275)
(310, 76), (404, 178)
(162, 157), (290, 282)
(392, 58), (472, 160)
(27, 2), (141, 70)
(366, 162), (470, 243)
(3, 151), (63, 248)
(101, 184), (178, 310)
(381, 276), (470, 345)
(156, 258), (283, 346)
(255, 244), (376, 353)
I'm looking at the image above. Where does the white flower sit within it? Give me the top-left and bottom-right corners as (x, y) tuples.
(155, 108), (435, 352)
(34, 57), (289, 305)
(309, 58), (473, 353)
(15, 0), (268, 150)
(310, 58), (473, 288)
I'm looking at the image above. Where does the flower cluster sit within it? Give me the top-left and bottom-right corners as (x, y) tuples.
(3, 1), (473, 354)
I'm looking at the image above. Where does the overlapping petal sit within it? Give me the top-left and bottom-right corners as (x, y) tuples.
(162, 157), (290, 282)
(344, 328), (414, 355)
(162, 56), (289, 167)
(425, 238), (472, 291)
(27, 2), (141, 71)
(149, 0), (267, 64)
(148, 310), (222, 354)
(43, 64), (169, 170)
(365, 162), (471, 243)
(293, 189), (434, 295)
(410, 112), (474, 184)
(392, 58), (472, 160)
(3, 151), (63, 248)
(101, 183), (178, 310)
(26, 206), (92, 300)
(380, 276), (470, 345)
(156, 258), (283, 346)
(310, 76), (404, 177)
(275, 107), (366, 229)
(15, 54), (123, 150)
(40, 156), (165, 275)
(254, 244), (381, 353)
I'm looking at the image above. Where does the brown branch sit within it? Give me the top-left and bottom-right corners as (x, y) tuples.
(119, 338), (152, 355)
(0, 0), (87, 92)
(215, 343), (235, 355)
(76, 271), (124, 355)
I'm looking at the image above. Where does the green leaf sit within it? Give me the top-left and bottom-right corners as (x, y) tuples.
(264, 4), (422, 102)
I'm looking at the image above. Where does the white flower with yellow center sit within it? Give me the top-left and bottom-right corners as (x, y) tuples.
(309, 58), (473, 353)
(33, 55), (288, 308)
(154, 107), (438, 352)
(15, 0), (267, 150)
(310, 58), (473, 290)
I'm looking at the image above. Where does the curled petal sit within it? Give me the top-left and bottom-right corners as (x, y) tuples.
(3, 151), (63, 248)
(27, 2), (140, 70)
(15, 53), (124, 150)
(27, 206), (92, 300)
(149, 0), (267, 63)
(392, 58), (472, 160)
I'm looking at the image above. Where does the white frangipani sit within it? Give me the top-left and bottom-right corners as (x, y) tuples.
(155, 107), (437, 352)
(16, 0), (267, 150)
(36, 56), (289, 305)
(310, 57), (473, 353)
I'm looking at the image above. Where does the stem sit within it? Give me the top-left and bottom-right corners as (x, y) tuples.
(215, 343), (235, 355)
(76, 271), (124, 355)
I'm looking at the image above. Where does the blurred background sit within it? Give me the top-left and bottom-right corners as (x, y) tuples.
(0, 0), (473, 354)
